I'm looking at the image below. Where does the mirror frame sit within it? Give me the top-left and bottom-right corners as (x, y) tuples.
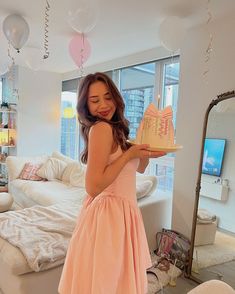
(187, 90), (235, 283)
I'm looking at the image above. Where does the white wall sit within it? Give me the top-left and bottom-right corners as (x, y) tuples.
(17, 66), (62, 156)
(199, 110), (235, 233)
(62, 47), (171, 81)
(172, 15), (235, 238)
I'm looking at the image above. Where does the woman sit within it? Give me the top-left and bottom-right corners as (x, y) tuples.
(59, 72), (165, 294)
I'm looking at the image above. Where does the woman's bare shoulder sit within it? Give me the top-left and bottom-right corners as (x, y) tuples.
(90, 121), (113, 134)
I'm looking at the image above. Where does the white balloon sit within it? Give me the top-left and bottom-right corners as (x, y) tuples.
(68, 3), (97, 34)
(3, 14), (30, 52)
(159, 16), (186, 52)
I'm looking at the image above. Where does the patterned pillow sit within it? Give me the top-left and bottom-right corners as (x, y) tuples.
(19, 163), (44, 181)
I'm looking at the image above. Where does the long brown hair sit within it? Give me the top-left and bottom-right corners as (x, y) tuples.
(77, 72), (131, 164)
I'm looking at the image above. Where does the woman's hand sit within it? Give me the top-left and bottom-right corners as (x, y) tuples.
(127, 144), (166, 160)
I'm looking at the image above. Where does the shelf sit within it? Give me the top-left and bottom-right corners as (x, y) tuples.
(200, 180), (229, 201)
(0, 104), (16, 180)
(0, 128), (15, 130)
(0, 186), (8, 192)
(0, 109), (16, 113)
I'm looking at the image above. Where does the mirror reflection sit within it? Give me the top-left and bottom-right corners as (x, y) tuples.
(191, 97), (235, 288)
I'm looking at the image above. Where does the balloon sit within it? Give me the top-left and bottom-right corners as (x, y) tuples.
(69, 34), (91, 68)
(3, 14), (30, 52)
(68, 2), (97, 34)
(159, 16), (186, 52)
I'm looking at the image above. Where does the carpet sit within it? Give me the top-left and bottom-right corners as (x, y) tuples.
(193, 231), (235, 270)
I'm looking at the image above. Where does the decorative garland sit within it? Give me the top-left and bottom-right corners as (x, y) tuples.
(7, 41), (15, 81)
(7, 41), (19, 100)
(203, 0), (213, 80)
(79, 33), (85, 77)
(43, 0), (50, 59)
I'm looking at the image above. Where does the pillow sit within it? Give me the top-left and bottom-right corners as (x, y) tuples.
(136, 180), (154, 200)
(36, 158), (67, 181)
(62, 162), (85, 187)
(51, 151), (75, 164)
(6, 155), (49, 181)
(19, 163), (44, 181)
(61, 162), (78, 183)
(70, 164), (86, 187)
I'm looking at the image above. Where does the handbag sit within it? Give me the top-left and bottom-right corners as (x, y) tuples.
(154, 228), (191, 271)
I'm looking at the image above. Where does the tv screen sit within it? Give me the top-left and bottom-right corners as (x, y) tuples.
(202, 138), (226, 177)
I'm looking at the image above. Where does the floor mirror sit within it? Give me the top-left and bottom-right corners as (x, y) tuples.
(188, 90), (235, 289)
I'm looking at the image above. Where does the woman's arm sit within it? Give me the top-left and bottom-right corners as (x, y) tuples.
(85, 122), (130, 197)
(137, 151), (166, 173)
(85, 122), (150, 197)
(137, 158), (149, 173)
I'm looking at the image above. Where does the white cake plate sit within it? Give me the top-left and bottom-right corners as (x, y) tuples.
(127, 140), (183, 153)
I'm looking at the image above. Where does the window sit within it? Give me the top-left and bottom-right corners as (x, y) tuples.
(119, 63), (155, 139)
(60, 57), (180, 191)
(118, 57), (180, 192)
(0, 79), (2, 103)
(61, 91), (79, 159)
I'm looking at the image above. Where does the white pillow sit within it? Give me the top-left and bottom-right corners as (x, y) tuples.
(62, 162), (79, 182)
(62, 162), (85, 187)
(136, 180), (153, 200)
(51, 151), (75, 164)
(70, 164), (86, 187)
(37, 158), (67, 180)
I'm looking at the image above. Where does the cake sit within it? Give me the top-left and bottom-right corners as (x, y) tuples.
(135, 103), (175, 147)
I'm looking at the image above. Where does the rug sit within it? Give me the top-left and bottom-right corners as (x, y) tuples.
(192, 230), (235, 270)
(147, 253), (182, 293)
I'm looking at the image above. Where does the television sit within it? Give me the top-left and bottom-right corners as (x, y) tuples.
(202, 138), (226, 177)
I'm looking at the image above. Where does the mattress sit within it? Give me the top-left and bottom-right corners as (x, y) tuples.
(9, 179), (86, 208)
(0, 252), (62, 294)
(0, 230), (63, 294)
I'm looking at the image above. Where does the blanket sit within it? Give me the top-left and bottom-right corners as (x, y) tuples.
(0, 200), (82, 272)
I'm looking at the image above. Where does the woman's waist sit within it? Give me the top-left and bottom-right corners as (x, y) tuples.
(85, 190), (138, 208)
(103, 184), (136, 198)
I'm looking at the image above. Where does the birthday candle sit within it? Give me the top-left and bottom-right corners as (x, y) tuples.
(154, 94), (161, 109)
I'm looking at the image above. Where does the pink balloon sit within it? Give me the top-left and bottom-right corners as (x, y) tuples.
(69, 34), (91, 67)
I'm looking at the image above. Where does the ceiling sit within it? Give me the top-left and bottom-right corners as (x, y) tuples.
(0, 0), (235, 74)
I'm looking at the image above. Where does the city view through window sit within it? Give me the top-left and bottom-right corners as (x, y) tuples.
(61, 57), (180, 192)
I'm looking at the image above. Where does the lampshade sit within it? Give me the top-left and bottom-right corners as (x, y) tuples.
(63, 107), (75, 119)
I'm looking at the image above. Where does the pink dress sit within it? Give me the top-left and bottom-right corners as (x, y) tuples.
(58, 146), (152, 294)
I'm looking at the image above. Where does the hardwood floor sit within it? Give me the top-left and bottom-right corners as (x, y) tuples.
(192, 260), (235, 289)
(163, 276), (198, 294)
